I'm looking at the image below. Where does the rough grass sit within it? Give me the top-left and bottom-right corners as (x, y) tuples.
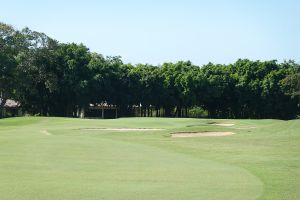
(0, 117), (299, 200)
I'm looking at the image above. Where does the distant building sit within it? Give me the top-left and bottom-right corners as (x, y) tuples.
(84, 102), (118, 119)
(0, 99), (22, 118)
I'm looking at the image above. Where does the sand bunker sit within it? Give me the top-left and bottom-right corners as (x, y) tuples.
(212, 123), (235, 127)
(40, 130), (52, 136)
(82, 128), (164, 132)
(171, 132), (235, 138)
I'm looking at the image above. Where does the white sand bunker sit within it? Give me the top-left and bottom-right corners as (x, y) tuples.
(40, 130), (52, 136)
(82, 128), (164, 132)
(171, 132), (235, 138)
(211, 123), (235, 127)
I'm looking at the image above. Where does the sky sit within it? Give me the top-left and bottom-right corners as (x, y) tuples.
(1, 0), (300, 66)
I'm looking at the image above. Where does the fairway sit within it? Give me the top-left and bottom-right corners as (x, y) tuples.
(0, 117), (299, 200)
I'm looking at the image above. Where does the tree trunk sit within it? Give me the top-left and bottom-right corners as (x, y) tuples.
(0, 98), (7, 118)
(164, 107), (171, 117)
(176, 105), (182, 117)
(79, 107), (85, 118)
(185, 107), (188, 118)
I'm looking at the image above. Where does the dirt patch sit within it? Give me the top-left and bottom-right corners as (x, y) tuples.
(171, 131), (235, 138)
(81, 128), (164, 132)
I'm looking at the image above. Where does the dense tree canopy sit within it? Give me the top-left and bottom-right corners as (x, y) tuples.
(1, 22), (299, 119)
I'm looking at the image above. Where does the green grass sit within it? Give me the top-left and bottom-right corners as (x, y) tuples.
(0, 117), (299, 200)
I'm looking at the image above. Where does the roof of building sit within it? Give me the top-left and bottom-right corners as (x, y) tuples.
(1, 99), (20, 108)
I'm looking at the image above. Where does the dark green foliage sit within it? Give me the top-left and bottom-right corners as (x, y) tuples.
(280, 72), (300, 109)
(1, 23), (299, 119)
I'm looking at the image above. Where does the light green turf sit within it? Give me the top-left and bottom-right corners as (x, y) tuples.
(0, 117), (299, 200)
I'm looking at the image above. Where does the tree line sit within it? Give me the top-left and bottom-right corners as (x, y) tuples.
(1, 22), (299, 119)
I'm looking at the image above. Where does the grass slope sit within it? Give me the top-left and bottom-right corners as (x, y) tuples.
(0, 117), (299, 200)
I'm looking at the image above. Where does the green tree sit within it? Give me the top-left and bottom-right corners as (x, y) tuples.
(0, 23), (19, 116)
(14, 28), (60, 115)
(55, 43), (91, 116)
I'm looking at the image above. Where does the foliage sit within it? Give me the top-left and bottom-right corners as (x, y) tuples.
(1, 22), (299, 119)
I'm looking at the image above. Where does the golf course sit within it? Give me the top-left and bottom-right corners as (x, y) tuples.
(0, 117), (299, 200)
(1, 1), (300, 199)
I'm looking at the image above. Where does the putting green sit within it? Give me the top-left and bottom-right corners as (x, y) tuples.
(0, 117), (299, 199)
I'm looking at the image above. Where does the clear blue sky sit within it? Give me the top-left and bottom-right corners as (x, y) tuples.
(1, 0), (300, 65)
